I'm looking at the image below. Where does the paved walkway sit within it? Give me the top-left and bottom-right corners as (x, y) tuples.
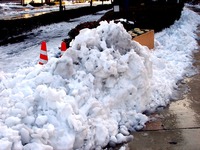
(128, 8), (200, 150)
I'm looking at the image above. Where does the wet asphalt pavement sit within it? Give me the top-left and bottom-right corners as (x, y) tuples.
(127, 7), (200, 150)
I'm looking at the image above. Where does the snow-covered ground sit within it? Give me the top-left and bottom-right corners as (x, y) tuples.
(0, 4), (200, 150)
(0, 0), (111, 20)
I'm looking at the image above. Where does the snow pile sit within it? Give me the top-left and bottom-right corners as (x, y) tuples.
(0, 6), (200, 150)
(0, 21), (151, 149)
(149, 6), (200, 108)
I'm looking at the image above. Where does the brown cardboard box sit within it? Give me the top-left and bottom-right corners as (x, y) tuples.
(133, 30), (154, 49)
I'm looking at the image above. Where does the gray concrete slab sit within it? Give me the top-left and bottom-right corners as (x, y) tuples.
(128, 129), (200, 150)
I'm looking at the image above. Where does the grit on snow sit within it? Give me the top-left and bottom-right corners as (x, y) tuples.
(0, 4), (200, 150)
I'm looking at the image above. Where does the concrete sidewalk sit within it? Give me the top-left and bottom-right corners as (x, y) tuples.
(127, 9), (200, 150)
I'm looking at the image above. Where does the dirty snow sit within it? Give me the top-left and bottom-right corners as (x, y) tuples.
(0, 4), (200, 150)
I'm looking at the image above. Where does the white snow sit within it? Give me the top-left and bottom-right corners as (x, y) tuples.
(0, 3), (200, 150)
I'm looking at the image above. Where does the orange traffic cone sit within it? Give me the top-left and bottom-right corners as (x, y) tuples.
(60, 41), (67, 57)
(39, 41), (48, 65)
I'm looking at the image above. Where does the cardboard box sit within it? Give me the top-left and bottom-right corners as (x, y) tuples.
(133, 30), (154, 49)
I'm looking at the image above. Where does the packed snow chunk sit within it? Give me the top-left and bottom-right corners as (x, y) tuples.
(25, 66), (42, 79)
(97, 21), (133, 54)
(116, 133), (129, 143)
(5, 116), (21, 127)
(50, 130), (75, 150)
(73, 128), (88, 149)
(12, 141), (23, 150)
(22, 116), (35, 125)
(35, 115), (48, 127)
(95, 124), (110, 147)
(109, 135), (118, 147)
(119, 125), (129, 136)
(20, 128), (31, 145)
(35, 85), (67, 110)
(35, 71), (54, 84)
(0, 140), (12, 150)
(53, 56), (75, 79)
(71, 21), (134, 55)
(72, 28), (101, 50)
(11, 102), (28, 118)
